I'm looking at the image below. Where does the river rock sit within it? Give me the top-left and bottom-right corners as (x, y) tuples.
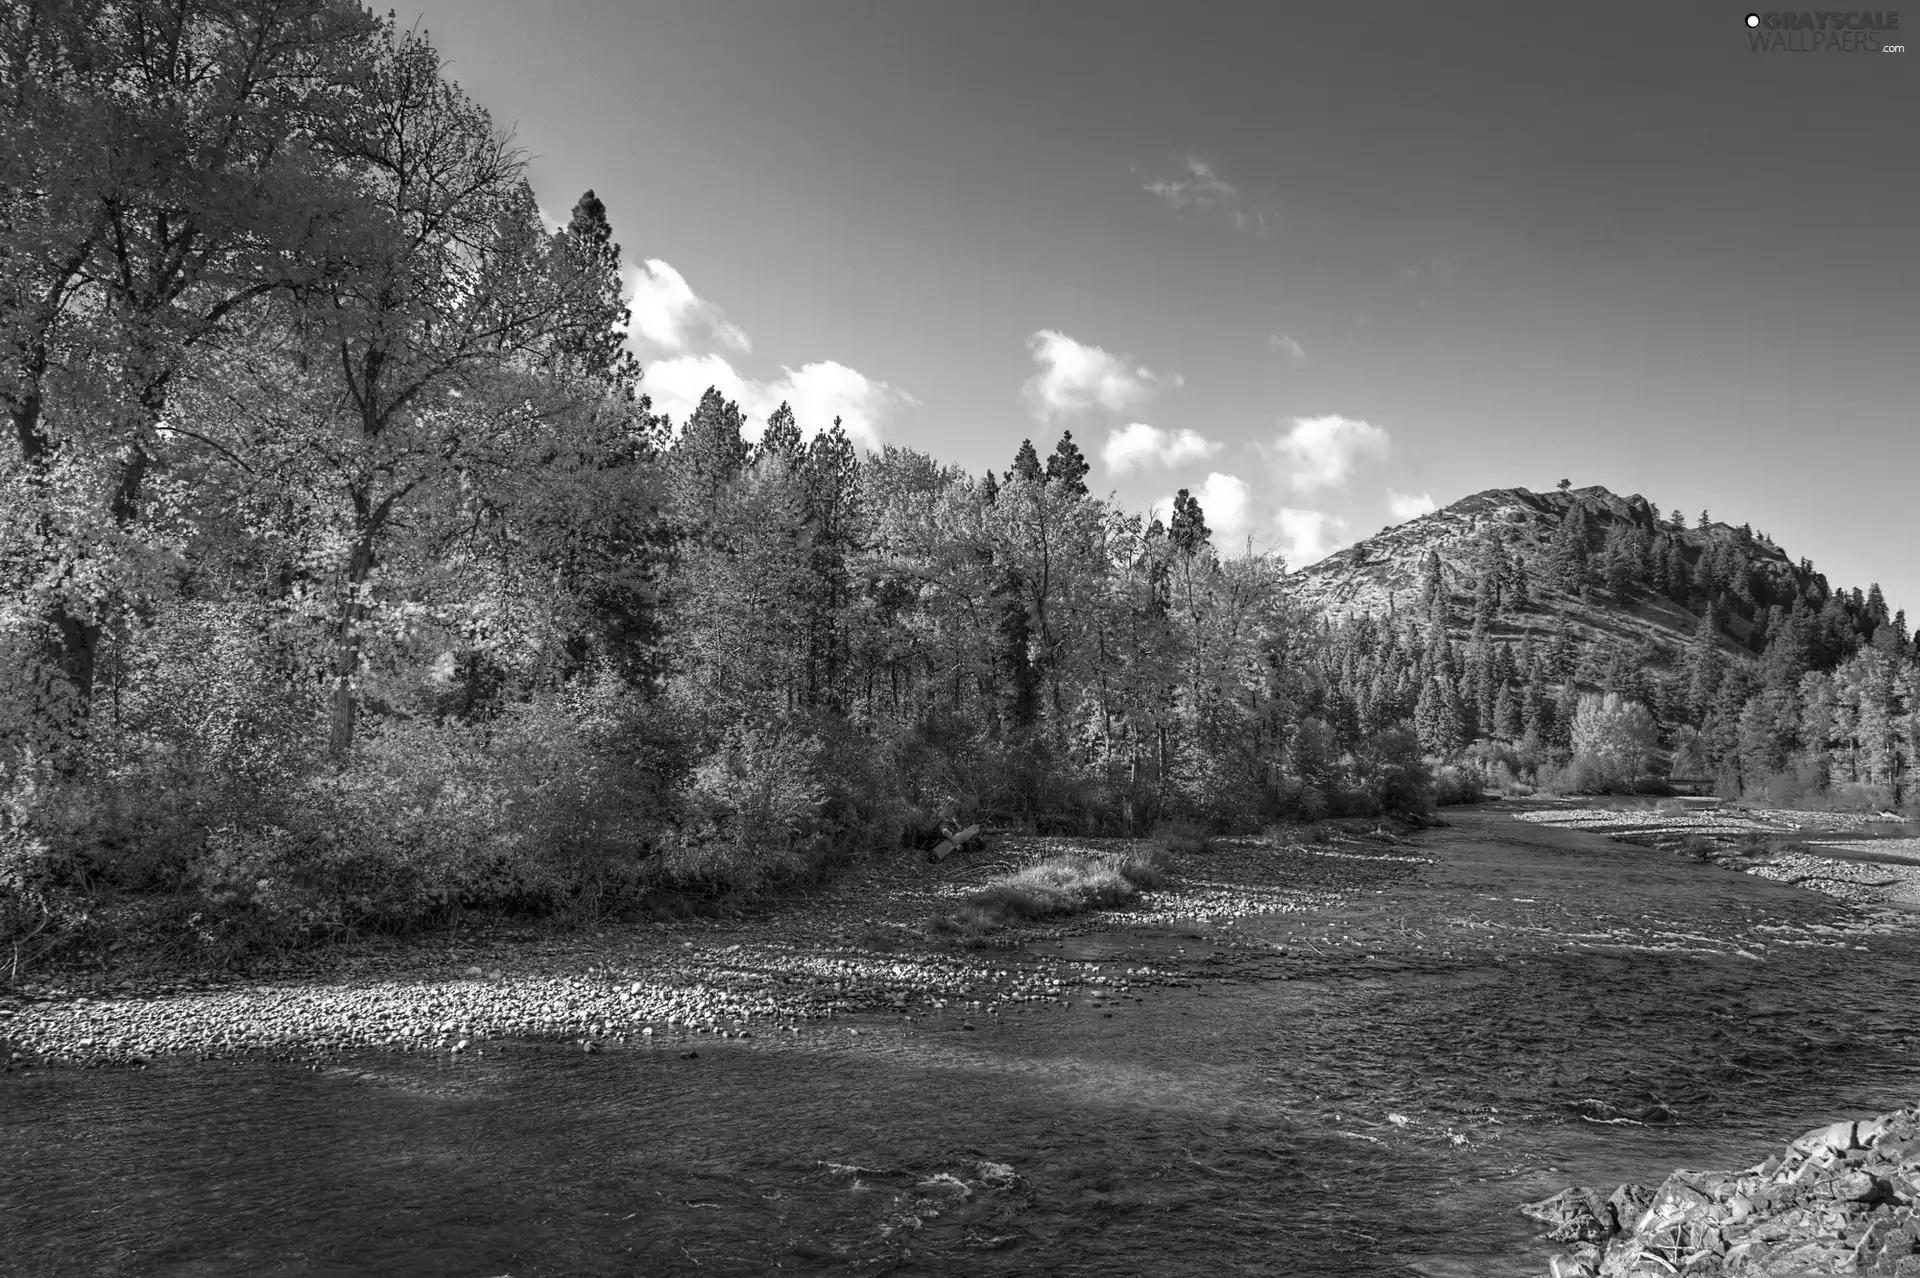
(1530, 1104), (1920, 1276)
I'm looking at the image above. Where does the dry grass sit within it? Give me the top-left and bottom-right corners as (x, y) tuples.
(928, 846), (1174, 945)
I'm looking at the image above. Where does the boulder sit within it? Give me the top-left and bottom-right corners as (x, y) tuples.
(1530, 1104), (1920, 1277)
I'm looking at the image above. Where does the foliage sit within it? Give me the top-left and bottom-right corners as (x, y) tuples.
(3, 4), (1915, 977)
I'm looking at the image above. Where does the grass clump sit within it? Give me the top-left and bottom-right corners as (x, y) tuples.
(929, 846), (1173, 946)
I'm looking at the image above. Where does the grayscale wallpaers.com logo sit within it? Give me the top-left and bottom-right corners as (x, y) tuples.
(1745, 10), (1903, 50)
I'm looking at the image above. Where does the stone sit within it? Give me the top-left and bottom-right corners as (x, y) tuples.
(1607, 1183), (1654, 1235)
(1535, 1107), (1920, 1277)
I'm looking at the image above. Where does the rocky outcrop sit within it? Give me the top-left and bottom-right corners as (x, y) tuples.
(1526, 1106), (1920, 1275)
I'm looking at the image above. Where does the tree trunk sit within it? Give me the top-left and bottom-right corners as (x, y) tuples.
(328, 533), (378, 759)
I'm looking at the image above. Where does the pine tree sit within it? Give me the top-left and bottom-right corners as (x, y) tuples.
(1685, 612), (1724, 725)
(1866, 583), (1891, 630)
(1473, 535), (1505, 626)
(1009, 439), (1043, 483)
(1170, 489), (1210, 558)
(1666, 542), (1691, 604)
(1522, 676), (1548, 742)
(1552, 680), (1580, 749)
(1415, 675), (1462, 757)
(756, 401), (804, 466)
(1494, 681), (1520, 740)
(1507, 557), (1533, 613)
(1548, 503), (1591, 593)
(1044, 430), (1090, 498)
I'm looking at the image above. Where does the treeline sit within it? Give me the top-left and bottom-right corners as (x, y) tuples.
(1324, 492), (1920, 806)
(2, 5), (1910, 969)
(0, 3), (1428, 964)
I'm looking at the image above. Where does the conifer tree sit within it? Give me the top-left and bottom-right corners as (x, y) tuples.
(1552, 680), (1581, 749)
(1415, 675), (1462, 757)
(1169, 489), (1210, 558)
(1010, 439), (1043, 483)
(1044, 431), (1090, 498)
(1507, 557), (1532, 613)
(1494, 682), (1521, 740)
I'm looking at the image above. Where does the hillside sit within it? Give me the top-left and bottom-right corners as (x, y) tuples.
(1288, 484), (1821, 674)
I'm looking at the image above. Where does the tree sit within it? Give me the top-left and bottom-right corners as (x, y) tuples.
(0, 0), (382, 755)
(1414, 674), (1462, 757)
(1556, 478), (1571, 491)
(1009, 438), (1042, 484)
(1169, 489), (1209, 559)
(1570, 692), (1657, 785)
(1044, 430), (1090, 498)
(199, 22), (633, 757)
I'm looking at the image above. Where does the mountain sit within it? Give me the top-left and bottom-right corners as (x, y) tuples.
(1287, 484), (1821, 671)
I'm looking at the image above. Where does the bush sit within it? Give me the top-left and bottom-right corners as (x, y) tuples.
(1353, 726), (1432, 817)
(1679, 835), (1718, 862)
(1431, 765), (1484, 807)
(928, 844), (1172, 944)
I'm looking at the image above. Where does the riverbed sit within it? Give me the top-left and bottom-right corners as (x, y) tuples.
(5, 808), (1919, 1276)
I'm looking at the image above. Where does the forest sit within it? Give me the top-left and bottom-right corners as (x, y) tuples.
(3, 2), (1916, 969)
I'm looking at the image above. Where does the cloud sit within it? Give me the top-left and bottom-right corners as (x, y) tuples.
(1141, 157), (1272, 234)
(625, 258), (752, 354)
(1152, 472), (1252, 542)
(1268, 332), (1306, 361)
(1273, 507), (1353, 567)
(1386, 489), (1437, 521)
(1101, 423), (1222, 474)
(1023, 330), (1179, 421)
(642, 354), (915, 452)
(1269, 414), (1391, 492)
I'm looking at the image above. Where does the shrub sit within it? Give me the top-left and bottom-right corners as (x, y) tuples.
(928, 845), (1171, 944)
(1353, 726), (1432, 817)
(1431, 765), (1484, 807)
(1679, 835), (1718, 862)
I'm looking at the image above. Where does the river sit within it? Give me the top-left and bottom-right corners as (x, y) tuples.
(5, 808), (1919, 1276)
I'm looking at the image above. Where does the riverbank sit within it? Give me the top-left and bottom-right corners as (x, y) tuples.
(0, 825), (1429, 1069)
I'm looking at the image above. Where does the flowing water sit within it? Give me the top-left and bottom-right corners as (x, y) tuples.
(7, 809), (1920, 1276)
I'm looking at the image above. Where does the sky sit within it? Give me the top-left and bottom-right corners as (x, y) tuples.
(401, 0), (1918, 613)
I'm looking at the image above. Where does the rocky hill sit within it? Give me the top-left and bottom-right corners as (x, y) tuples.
(1287, 484), (1819, 673)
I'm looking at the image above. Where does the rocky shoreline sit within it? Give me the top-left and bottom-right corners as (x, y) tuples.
(0, 830), (1423, 1070)
(1527, 1105), (1920, 1276)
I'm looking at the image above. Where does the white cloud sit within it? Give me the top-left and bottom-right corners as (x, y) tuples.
(1152, 472), (1252, 542)
(625, 258), (752, 354)
(1023, 330), (1177, 421)
(1273, 507), (1353, 567)
(1101, 423), (1221, 474)
(643, 354), (914, 452)
(1142, 157), (1272, 235)
(1270, 414), (1391, 492)
(1386, 489), (1437, 521)
(1268, 332), (1306, 361)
